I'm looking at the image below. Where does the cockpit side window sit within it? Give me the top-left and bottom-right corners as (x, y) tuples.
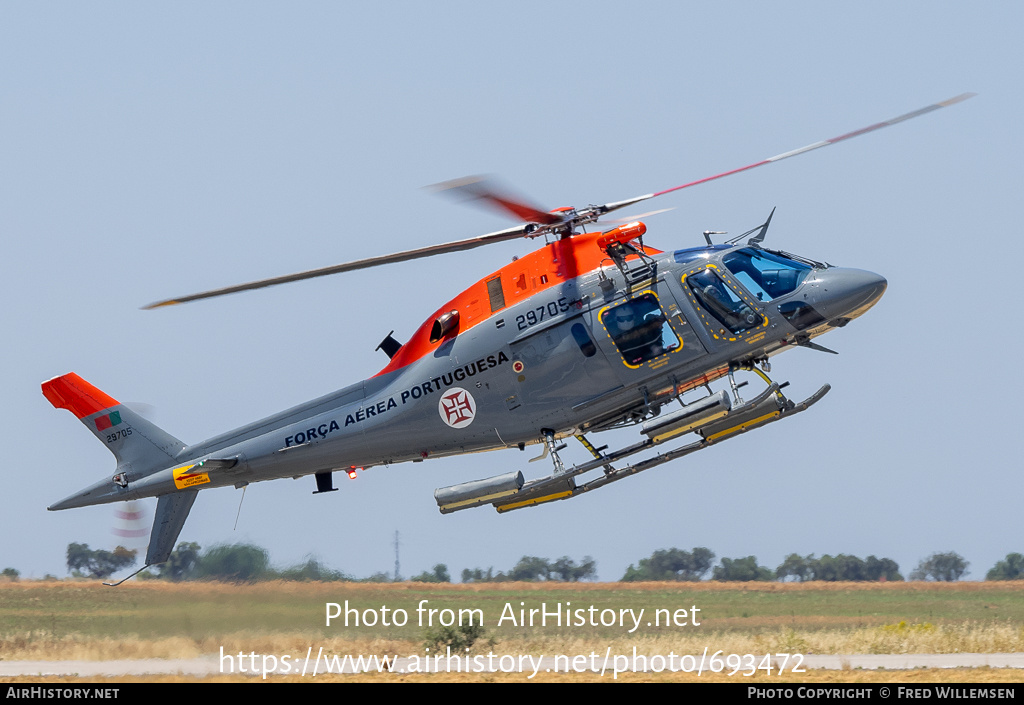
(722, 248), (811, 301)
(686, 269), (761, 335)
(600, 293), (679, 366)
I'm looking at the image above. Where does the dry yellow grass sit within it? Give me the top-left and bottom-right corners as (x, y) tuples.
(2, 580), (1022, 664)
(3, 624), (1023, 663)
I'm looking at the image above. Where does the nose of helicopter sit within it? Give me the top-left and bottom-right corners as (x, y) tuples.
(811, 268), (888, 322)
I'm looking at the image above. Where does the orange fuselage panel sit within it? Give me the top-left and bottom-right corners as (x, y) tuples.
(376, 230), (660, 377)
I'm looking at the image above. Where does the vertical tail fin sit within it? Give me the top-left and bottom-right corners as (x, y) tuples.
(42, 373), (186, 475)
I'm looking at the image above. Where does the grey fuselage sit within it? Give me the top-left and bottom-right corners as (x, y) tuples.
(53, 240), (887, 509)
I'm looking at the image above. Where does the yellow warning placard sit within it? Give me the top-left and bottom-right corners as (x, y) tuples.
(173, 465), (210, 489)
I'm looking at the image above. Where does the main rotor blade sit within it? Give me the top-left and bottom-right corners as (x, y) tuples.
(606, 207), (675, 224)
(428, 175), (565, 225)
(143, 224), (531, 309)
(600, 93), (976, 216)
(146, 94), (974, 310)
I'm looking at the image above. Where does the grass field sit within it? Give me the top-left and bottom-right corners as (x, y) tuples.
(1, 580), (1022, 682)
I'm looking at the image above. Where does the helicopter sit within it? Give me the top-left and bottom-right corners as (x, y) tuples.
(43, 93), (973, 583)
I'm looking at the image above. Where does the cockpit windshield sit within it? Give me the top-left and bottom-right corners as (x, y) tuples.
(722, 248), (811, 302)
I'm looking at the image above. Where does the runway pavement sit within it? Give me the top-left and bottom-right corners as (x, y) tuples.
(2, 652), (1023, 678)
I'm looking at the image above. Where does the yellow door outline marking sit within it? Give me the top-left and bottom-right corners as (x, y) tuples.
(681, 264), (768, 342)
(597, 289), (682, 369)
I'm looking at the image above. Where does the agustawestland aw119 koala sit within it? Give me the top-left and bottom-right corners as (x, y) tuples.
(43, 94), (974, 584)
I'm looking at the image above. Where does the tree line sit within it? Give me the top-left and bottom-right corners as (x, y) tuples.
(51, 543), (598, 584)
(620, 548), (1011, 582)
(2, 545), (1021, 583)
(459, 555), (597, 583)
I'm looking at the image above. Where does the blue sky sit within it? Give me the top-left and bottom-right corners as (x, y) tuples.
(3, 2), (1019, 582)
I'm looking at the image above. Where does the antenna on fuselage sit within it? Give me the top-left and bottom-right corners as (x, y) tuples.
(234, 486), (247, 531)
(726, 207), (776, 246)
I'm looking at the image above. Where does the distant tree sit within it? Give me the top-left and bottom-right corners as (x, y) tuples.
(550, 556), (597, 582)
(361, 572), (393, 583)
(986, 553), (1024, 581)
(910, 552), (969, 582)
(620, 564), (645, 582)
(462, 556), (595, 583)
(1, 568), (19, 581)
(65, 543), (136, 579)
(158, 542), (201, 581)
(865, 555), (903, 582)
(193, 543), (269, 582)
(278, 557), (350, 582)
(509, 556), (551, 581)
(66, 542), (93, 575)
(94, 546), (137, 579)
(712, 556), (774, 582)
(621, 547), (715, 582)
(776, 554), (813, 582)
(838, 554), (868, 581)
(412, 564), (451, 583)
(812, 554), (866, 581)
(461, 567), (499, 583)
(776, 553), (901, 582)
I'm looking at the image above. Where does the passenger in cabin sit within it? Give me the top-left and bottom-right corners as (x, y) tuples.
(606, 299), (666, 364)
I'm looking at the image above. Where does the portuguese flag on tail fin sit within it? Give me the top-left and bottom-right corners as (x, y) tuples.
(94, 410), (122, 431)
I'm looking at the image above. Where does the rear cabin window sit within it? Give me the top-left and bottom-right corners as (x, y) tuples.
(601, 293), (679, 365)
(571, 323), (597, 357)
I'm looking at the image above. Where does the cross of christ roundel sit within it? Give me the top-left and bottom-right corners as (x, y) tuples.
(438, 387), (477, 429)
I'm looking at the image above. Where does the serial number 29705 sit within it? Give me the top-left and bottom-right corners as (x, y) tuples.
(516, 297), (574, 331)
(106, 428), (133, 443)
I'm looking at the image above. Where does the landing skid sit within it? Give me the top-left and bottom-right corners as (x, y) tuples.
(489, 376), (828, 514)
(102, 564), (152, 587)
